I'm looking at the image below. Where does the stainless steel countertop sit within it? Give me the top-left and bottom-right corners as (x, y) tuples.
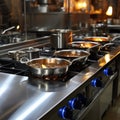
(0, 46), (120, 120)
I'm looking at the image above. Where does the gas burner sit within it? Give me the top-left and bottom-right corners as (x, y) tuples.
(88, 51), (106, 61)
(28, 71), (77, 91)
(40, 46), (55, 56)
(87, 48), (110, 61)
(97, 51), (108, 56)
(29, 71), (77, 83)
(68, 60), (95, 72)
(88, 53), (100, 61)
(100, 43), (119, 52)
(29, 71), (78, 86)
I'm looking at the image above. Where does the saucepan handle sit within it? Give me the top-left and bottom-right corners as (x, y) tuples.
(71, 56), (87, 65)
(20, 57), (30, 64)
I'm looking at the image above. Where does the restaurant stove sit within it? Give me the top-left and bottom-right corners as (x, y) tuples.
(0, 40), (120, 120)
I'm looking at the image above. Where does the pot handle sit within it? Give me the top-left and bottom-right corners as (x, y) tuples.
(71, 56), (87, 64)
(20, 57), (30, 64)
(100, 42), (114, 50)
(111, 35), (120, 41)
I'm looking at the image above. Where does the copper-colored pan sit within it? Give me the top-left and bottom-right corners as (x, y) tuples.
(68, 41), (101, 52)
(83, 36), (110, 43)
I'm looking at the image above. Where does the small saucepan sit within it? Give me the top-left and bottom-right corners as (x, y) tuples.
(26, 57), (71, 77)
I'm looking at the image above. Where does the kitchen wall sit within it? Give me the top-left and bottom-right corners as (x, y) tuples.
(1, 0), (120, 33)
(6, 0), (23, 30)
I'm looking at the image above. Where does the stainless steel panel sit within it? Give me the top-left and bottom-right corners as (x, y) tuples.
(0, 72), (81, 120)
(81, 99), (100, 120)
(100, 81), (113, 118)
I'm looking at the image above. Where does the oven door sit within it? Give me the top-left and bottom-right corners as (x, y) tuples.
(99, 55), (119, 118)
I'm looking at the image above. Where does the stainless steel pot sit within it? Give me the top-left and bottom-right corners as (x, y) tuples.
(25, 47), (40, 60)
(19, 47), (40, 63)
(26, 57), (71, 77)
(8, 50), (25, 61)
(37, 0), (56, 4)
(51, 29), (73, 49)
(54, 49), (90, 63)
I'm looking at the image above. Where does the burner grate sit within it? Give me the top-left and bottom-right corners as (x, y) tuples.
(0, 58), (29, 76)
(68, 59), (96, 73)
(28, 71), (78, 87)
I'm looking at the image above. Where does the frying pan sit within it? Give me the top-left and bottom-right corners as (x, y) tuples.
(68, 41), (101, 52)
(54, 49), (90, 63)
(26, 57), (71, 77)
(83, 36), (110, 43)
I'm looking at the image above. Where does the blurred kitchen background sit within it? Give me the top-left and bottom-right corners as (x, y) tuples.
(0, 0), (120, 44)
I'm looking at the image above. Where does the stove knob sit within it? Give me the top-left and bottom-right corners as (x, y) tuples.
(58, 106), (73, 119)
(91, 78), (102, 87)
(68, 94), (87, 110)
(103, 67), (113, 76)
(68, 98), (82, 110)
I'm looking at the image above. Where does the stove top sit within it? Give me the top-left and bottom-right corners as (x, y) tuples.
(0, 55), (101, 83)
(0, 46), (110, 79)
(0, 41), (119, 89)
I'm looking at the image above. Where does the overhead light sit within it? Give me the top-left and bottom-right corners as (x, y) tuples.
(106, 5), (113, 16)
